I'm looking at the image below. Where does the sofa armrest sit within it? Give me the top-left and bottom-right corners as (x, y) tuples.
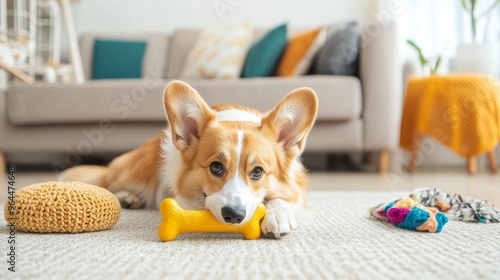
(360, 21), (402, 150)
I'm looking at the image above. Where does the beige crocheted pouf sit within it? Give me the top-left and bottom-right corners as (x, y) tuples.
(4, 181), (121, 233)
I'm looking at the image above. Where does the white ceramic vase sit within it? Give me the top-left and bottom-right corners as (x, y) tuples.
(455, 43), (500, 77)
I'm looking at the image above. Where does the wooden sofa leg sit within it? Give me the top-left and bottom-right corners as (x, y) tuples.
(363, 152), (373, 165)
(487, 149), (498, 174)
(0, 151), (5, 178)
(467, 156), (477, 175)
(407, 135), (421, 173)
(379, 150), (389, 173)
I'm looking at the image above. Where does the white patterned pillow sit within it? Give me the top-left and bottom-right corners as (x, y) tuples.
(181, 23), (253, 79)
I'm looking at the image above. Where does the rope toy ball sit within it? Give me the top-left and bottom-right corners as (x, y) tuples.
(4, 181), (121, 233)
(158, 198), (266, 241)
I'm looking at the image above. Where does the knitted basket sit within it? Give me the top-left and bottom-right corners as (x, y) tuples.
(4, 181), (121, 233)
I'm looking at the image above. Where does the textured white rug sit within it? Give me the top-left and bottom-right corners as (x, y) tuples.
(1, 191), (499, 279)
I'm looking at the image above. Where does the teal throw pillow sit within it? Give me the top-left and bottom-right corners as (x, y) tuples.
(92, 39), (147, 79)
(241, 24), (287, 77)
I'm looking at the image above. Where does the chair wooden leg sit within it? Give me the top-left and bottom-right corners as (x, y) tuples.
(407, 135), (421, 172)
(467, 156), (477, 175)
(487, 149), (498, 173)
(379, 150), (389, 173)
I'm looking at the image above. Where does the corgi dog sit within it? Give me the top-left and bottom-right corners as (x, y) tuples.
(60, 81), (318, 238)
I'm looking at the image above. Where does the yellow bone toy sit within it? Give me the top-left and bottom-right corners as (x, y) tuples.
(158, 198), (266, 241)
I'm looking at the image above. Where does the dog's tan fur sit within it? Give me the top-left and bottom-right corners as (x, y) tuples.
(61, 81), (318, 237)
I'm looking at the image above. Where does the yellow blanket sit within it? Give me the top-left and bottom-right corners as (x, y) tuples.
(400, 75), (500, 157)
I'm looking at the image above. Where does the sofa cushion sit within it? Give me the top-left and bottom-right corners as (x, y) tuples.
(276, 27), (326, 76)
(241, 24), (288, 77)
(180, 23), (253, 79)
(187, 76), (361, 121)
(6, 76), (361, 126)
(168, 27), (316, 79)
(313, 22), (360, 76)
(79, 33), (169, 80)
(168, 29), (202, 79)
(6, 80), (167, 125)
(92, 39), (147, 79)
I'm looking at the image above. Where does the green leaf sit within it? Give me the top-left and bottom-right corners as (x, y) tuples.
(406, 40), (427, 66)
(461, 0), (471, 13)
(431, 56), (442, 74)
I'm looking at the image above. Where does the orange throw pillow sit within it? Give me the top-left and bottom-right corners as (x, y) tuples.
(277, 27), (325, 76)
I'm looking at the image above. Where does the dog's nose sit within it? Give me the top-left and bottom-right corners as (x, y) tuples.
(221, 206), (246, 224)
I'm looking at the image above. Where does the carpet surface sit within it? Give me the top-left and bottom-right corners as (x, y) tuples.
(1, 191), (499, 279)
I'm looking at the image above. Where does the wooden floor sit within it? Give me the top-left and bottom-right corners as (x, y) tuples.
(1, 169), (499, 206)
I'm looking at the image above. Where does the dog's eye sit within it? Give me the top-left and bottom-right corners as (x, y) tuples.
(250, 167), (264, 180)
(210, 161), (224, 177)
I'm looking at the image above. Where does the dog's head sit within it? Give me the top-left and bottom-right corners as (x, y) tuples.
(163, 81), (317, 224)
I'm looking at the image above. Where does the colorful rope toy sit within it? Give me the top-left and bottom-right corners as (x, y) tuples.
(370, 188), (500, 233)
(370, 195), (448, 233)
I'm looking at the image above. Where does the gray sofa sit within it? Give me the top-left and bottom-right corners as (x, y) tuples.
(0, 22), (401, 172)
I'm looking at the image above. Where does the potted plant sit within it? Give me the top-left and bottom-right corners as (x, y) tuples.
(407, 40), (442, 76)
(455, 0), (500, 76)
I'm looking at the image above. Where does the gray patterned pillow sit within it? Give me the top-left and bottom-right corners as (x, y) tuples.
(313, 22), (360, 76)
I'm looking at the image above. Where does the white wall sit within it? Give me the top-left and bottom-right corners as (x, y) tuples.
(70, 0), (373, 33)
(60, 0), (374, 57)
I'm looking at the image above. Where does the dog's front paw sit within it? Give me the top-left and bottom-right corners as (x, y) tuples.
(114, 190), (143, 209)
(261, 199), (297, 238)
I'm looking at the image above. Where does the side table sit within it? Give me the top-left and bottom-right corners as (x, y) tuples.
(400, 75), (500, 174)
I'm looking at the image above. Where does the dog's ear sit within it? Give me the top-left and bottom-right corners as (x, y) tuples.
(163, 80), (216, 151)
(262, 87), (318, 155)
